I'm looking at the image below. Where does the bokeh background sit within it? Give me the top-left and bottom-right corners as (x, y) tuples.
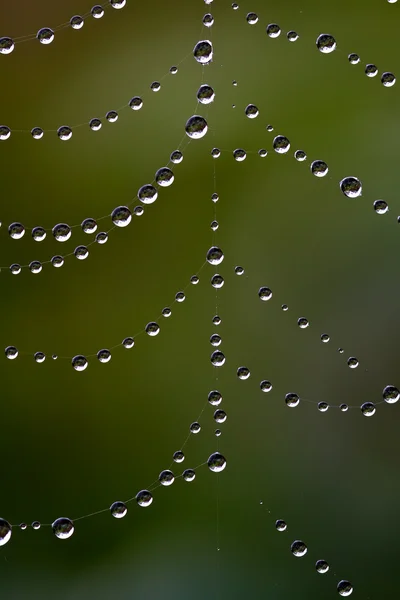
(0, 0), (399, 597)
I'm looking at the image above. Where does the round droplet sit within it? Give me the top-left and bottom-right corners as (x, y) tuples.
(183, 469), (196, 482)
(89, 118), (102, 131)
(151, 81), (161, 92)
(208, 390), (222, 406)
(258, 149), (268, 157)
(291, 540), (307, 557)
(190, 422), (201, 434)
(197, 84), (215, 104)
(233, 148), (247, 161)
(32, 521), (41, 530)
(0, 520), (12, 546)
(348, 53), (360, 64)
(185, 115), (208, 139)
(193, 40), (213, 64)
(294, 149), (307, 161)
(81, 218), (97, 234)
(267, 23), (281, 38)
(235, 266), (244, 275)
(70, 15), (84, 29)
(340, 176), (362, 198)
(37, 28), (54, 44)
(9, 222), (25, 240)
(96, 232), (108, 244)
(97, 349), (111, 363)
(31, 127), (44, 140)
(245, 104), (259, 118)
(175, 292), (185, 303)
(316, 33), (336, 53)
(337, 580), (353, 597)
(173, 451), (185, 463)
(259, 287), (272, 301)
(110, 501), (127, 518)
(276, 519), (287, 532)
(211, 192), (219, 203)
(207, 246), (224, 266)
(19, 523), (27, 530)
(57, 126), (72, 141)
(374, 199), (388, 214)
(203, 12), (214, 27)
(282, 304), (289, 311)
(51, 255), (64, 267)
(381, 72), (396, 87)
(129, 96), (143, 110)
(285, 393), (300, 408)
(52, 354), (58, 360)
(155, 167), (174, 187)
(32, 227), (46, 242)
(146, 322), (160, 336)
(298, 317), (309, 329)
(159, 470), (175, 486)
(361, 402), (376, 417)
(347, 357), (359, 369)
(190, 275), (199, 284)
(321, 333), (330, 343)
(110, 0), (126, 7)
(133, 206), (144, 216)
(34, 352), (45, 363)
(260, 380), (272, 392)
(211, 274), (224, 289)
(162, 307), (171, 317)
(136, 490), (153, 507)
(10, 264), (21, 275)
(138, 184), (158, 204)
(208, 452), (226, 472)
(318, 401), (329, 412)
(338, 348), (344, 354)
(287, 30), (299, 41)
(52, 517), (74, 540)
(92, 5), (105, 18)
(213, 315), (221, 325)
(246, 12), (258, 24)
(237, 366), (250, 380)
(212, 147), (221, 158)
(122, 337), (134, 349)
(340, 404), (349, 412)
(311, 160), (329, 177)
(0, 126), (11, 140)
(0, 38), (14, 54)
(211, 220), (219, 231)
(316, 559), (329, 574)
(383, 385), (399, 404)
(210, 334), (221, 347)
(72, 355), (88, 372)
(273, 135), (290, 154)
(232, 2), (239, 9)
(211, 350), (225, 367)
(74, 245), (89, 260)
(106, 110), (118, 122)
(29, 261), (42, 274)
(111, 206), (132, 227)
(53, 223), (71, 242)
(215, 429), (221, 437)
(365, 64), (378, 77)
(214, 409), (227, 423)
(170, 150), (183, 164)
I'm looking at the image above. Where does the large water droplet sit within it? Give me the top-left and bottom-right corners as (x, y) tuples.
(185, 115), (208, 139)
(340, 176), (362, 198)
(291, 540), (307, 557)
(53, 223), (71, 242)
(337, 580), (353, 597)
(208, 452), (226, 472)
(193, 40), (213, 64)
(0, 519), (12, 546)
(207, 246), (224, 265)
(110, 501), (127, 518)
(111, 206), (132, 227)
(136, 490), (153, 507)
(383, 385), (399, 404)
(316, 33), (336, 53)
(52, 517), (74, 540)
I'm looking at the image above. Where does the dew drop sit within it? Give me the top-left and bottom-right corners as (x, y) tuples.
(287, 30), (299, 41)
(97, 349), (111, 363)
(32, 521), (41, 530)
(298, 317), (309, 329)
(176, 291), (185, 302)
(57, 126), (72, 141)
(285, 393), (300, 408)
(266, 23), (281, 38)
(31, 227), (46, 242)
(207, 246), (224, 266)
(96, 232), (108, 244)
(0, 38), (14, 54)
(245, 104), (259, 118)
(162, 307), (171, 317)
(89, 118), (102, 131)
(211, 274), (224, 289)
(183, 469), (196, 482)
(10, 264), (21, 275)
(190, 275), (199, 284)
(53, 223), (71, 242)
(260, 380), (272, 392)
(383, 385), (399, 404)
(211, 350), (225, 367)
(208, 452), (226, 472)
(170, 150), (183, 164)
(213, 315), (221, 325)
(347, 357), (359, 369)
(316, 33), (336, 53)
(138, 184), (158, 204)
(0, 520), (12, 546)
(72, 355), (88, 372)
(159, 470), (175, 486)
(340, 176), (362, 198)
(246, 12), (258, 24)
(146, 322), (160, 336)
(111, 206), (132, 226)
(74, 246), (89, 260)
(237, 366), (250, 380)
(110, 0), (126, 7)
(193, 40), (213, 64)
(37, 28), (54, 44)
(258, 149), (268, 157)
(212, 147), (221, 158)
(34, 352), (45, 363)
(235, 266), (244, 275)
(259, 287), (272, 301)
(291, 540), (307, 557)
(190, 422), (201, 434)
(365, 64), (378, 77)
(122, 337), (134, 349)
(348, 53), (360, 64)
(316, 559), (329, 574)
(136, 490), (153, 507)
(9, 222), (25, 240)
(273, 135), (290, 154)
(381, 72), (396, 87)
(203, 13), (214, 27)
(340, 404), (349, 412)
(91, 5), (105, 18)
(0, 126), (11, 140)
(185, 115), (208, 139)
(311, 160), (329, 177)
(275, 519), (287, 532)
(110, 501), (127, 518)
(294, 150), (307, 161)
(70, 15), (84, 29)
(233, 148), (247, 161)
(52, 517), (74, 540)
(318, 402), (329, 412)
(51, 255), (64, 268)
(208, 390), (222, 406)
(337, 580), (353, 597)
(197, 84), (215, 104)
(106, 110), (118, 122)
(29, 261), (42, 274)
(321, 333), (330, 343)
(374, 199), (388, 214)
(129, 96), (143, 110)
(31, 127), (44, 140)
(155, 167), (174, 187)
(361, 402), (376, 417)
(210, 334), (222, 347)
(81, 218), (97, 234)
(173, 451), (185, 463)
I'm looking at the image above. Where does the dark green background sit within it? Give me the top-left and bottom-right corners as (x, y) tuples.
(0, 0), (399, 597)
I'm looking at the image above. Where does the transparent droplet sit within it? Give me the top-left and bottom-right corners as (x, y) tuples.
(298, 317), (309, 329)
(190, 275), (199, 284)
(212, 147), (221, 158)
(348, 53), (360, 64)
(361, 402), (376, 417)
(245, 104), (259, 118)
(70, 15), (84, 29)
(0, 520), (12, 546)
(169, 66), (178, 75)
(347, 357), (359, 369)
(138, 184), (158, 204)
(106, 110), (118, 122)
(0, 126), (11, 140)
(9, 222), (25, 240)
(294, 149), (307, 161)
(19, 523), (27, 530)
(136, 490), (153, 507)
(32, 521), (41, 530)
(337, 580), (353, 597)
(57, 126), (72, 141)
(133, 206), (144, 216)
(260, 380), (272, 392)
(338, 348), (344, 354)
(233, 148), (247, 161)
(170, 150), (183, 164)
(5, 346), (18, 360)
(81, 218), (97, 234)
(72, 355), (88, 372)
(318, 401), (329, 412)
(340, 176), (362, 198)
(273, 135), (290, 154)
(211, 350), (225, 367)
(91, 5), (105, 18)
(214, 409), (227, 423)
(211, 193), (219, 204)
(208, 452), (226, 472)
(175, 292), (185, 303)
(383, 385), (399, 404)
(291, 540), (307, 557)
(197, 84), (215, 104)
(122, 337), (134, 349)
(287, 30), (299, 41)
(173, 451), (185, 463)
(74, 245), (89, 260)
(89, 118), (102, 131)
(0, 37), (14, 54)
(52, 223), (71, 242)
(232, 2), (239, 9)
(237, 366), (250, 380)
(266, 23), (281, 38)
(129, 96), (143, 110)
(381, 72), (396, 87)
(159, 470), (175, 486)
(37, 28), (54, 44)
(276, 519), (287, 532)
(51, 255), (64, 268)
(34, 352), (45, 363)
(365, 64), (378, 77)
(213, 315), (221, 325)
(10, 264), (21, 275)
(185, 115), (208, 139)
(211, 220), (219, 231)
(215, 429), (221, 437)
(208, 390), (222, 406)
(282, 304), (289, 311)
(316, 33), (336, 53)
(211, 274), (224, 289)
(321, 333), (330, 343)
(285, 393), (300, 408)
(259, 287), (272, 301)
(111, 206), (132, 226)
(190, 422), (201, 434)
(97, 349), (111, 363)
(246, 12), (258, 24)
(52, 517), (74, 540)
(162, 307), (172, 317)
(52, 354), (58, 360)
(266, 124), (274, 132)
(155, 167), (174, 187)
(210, 334), (222, 347)
(32, 227), (46, 242)
(311, 160), (329, 177)
(374, 199), (388, 214)
(235, 266), (244, 275)
(340, 404), (349, 412)
(193, 40), (213, 64)
(183, 469), (196, 482)
(110, 0), (126, 7)
(258, 149), (268, 157)
(110, 501), (127, 518)
(207, 246), (224, 266)
(316, 559), (329, 574)
(146, 322), (160, 336)
(29, 261), (42, 274)
(31, 127), (44, 140)
(96, 232), (108, 244)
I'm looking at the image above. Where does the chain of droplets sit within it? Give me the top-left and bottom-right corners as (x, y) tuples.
(258, 503), (354, 597)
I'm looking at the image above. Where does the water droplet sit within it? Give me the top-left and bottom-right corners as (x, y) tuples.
(92, 5), (105, 18)
(232, 2), (239, 9)
(72, 355), (88, 372)
(53, 223), (71, 242)
(51, 256), (64, 268)
(287, 30), (299, 41)
(266, 23), (281, 38)
(211, 350), (225, 367)
(111, 206), (132, 226)
(207, 246), (224, 266)
(155, 167), (174, 187)
(361, 402), (376, 417)
(70, 15), (84, 29)
(97, 349), (111, 363)
(197, 84), (215, 104)
(348, 53), (360, 64)
(211, 220), (219, 231)
(89, 118), (102, 131)
(193, 40), (213, 64)
(260, 380), (272, 392)
(0, 37), (14, 54)
(208, 452), (226, 472)
(96, 232), (108, 244)
(213, 315), (221, 325)
(210, 334), (222, 347)
(321, 333), (330, 343)
(0, 126), (11, 140)
(340, 404), (349, 412)
(208, 390), (222, 406)
(173, 451), (185, 463)
(175, 292), (185, 302)
(285, 393), (300, 408)
(29, 261), (42, 274)
(212, 193), (219, 203)
(110, 0), (126, 7)
(273, 135), (290, 154)
(237, 366), (250, 380)
(37, 28), (54, 44)
(374, 199), (388, 214)
(74, 245), (89, 260)
(110, 501), (127, 518)
(258, 149), (268, 157)
(31, 127), (44, 140)
(246, 12), (258, 24)
(129, 96), (143, 110)
(10, 264), (21, 275)
(259, 287), (272, 301)
(340, 176), (362, 198)
(276, 519), (287, 532)
(52, 517), (74, 540)
(211, 274), (224, 289)
(311, 160), (329, 177)
(9, 222), (25, 240)
(318, 402), (329, 412)
(316, 33), (336, 53)
(347, 357), (359, 369)
(183, 469), (196, 482)
(81, 218), (97, 234)
(150, 81), (161, 92)
(136, 490), (153, 507)
(19, 523), (27, 530)
(159, 470), (175, 486)
(146, 322), (160, 336)
(338, 347), (344, 353)
(34, 352), (45, 363)
(52, 354), (58, 360)
(233, 148), (247, 161)
(381, 72), (396, 87)
(245, 104), (259, 118)
(214, 409), (227, 423)
(162, 307), (172, 317)
(185, 115), (208, 139)
(190, 422), (201, 434)
(316, 559), (329, 574)
(32, 521), (41, 530)
(282, 304), (289, 311)
(57, 126), (72, 141)
(235, 266), (244, 275)
(133, 206), (144, 216)
(106, 110), (118, 122)
(170, 150), (183, 164)
(190, 275), (199, 284)
(138, 185), (158, 205)
(383, 385), (399, 404)
(294, 149), (307, 161)
(337, 580), (353, 597)
(298, 317), (309, 329)
(31, 226), (46, 242)
(365, 64), (378, 77)
(212, 147), (221, 158)
(0, 520), (12, 546)
(291, 540), (307, 557)
(122, 337), (134, 349)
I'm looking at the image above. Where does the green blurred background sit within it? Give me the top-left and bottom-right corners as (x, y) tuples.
(0, 0), (399, 597)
